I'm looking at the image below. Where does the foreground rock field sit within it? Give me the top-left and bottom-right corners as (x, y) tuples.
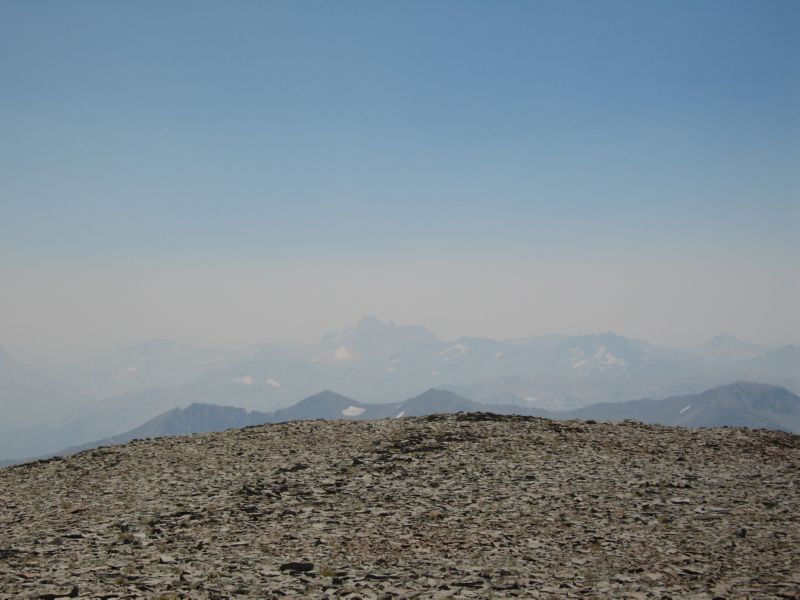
(1, 413), (799, 599)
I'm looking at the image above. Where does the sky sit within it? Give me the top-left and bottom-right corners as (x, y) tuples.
(1, 0), (798, 349)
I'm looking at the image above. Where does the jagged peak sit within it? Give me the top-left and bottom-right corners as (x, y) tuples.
(298, 390), (359, 405)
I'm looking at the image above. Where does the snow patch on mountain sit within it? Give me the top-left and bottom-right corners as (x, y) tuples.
(571, 346), (626, 369)
(342, 406), (365, 416)
(334, 346), (352, 361)
(440, 344), (469, 360)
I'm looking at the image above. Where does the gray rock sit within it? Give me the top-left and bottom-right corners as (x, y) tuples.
(0, 414), (798, 598)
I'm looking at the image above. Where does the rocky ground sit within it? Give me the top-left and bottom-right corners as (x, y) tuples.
(1, 413), (799, 599)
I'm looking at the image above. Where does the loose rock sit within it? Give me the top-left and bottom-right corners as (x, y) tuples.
(0, 414), (798, 598)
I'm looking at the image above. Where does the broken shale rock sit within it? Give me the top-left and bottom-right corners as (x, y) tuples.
(1, 414), (799, 598)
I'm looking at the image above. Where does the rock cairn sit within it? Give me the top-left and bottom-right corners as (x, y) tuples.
(1, 413), (798, 598)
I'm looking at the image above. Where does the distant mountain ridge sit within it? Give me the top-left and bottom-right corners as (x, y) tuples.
(57, 389), (535, 457)
(740, 345), (800, 375)
(57, 403), (274, 456)
(2, 318), (798, 461)
(689, 333), (767, 362)
(0, 345), (62, 429)
(318, 316), (440, 363)
(566, 381), (800, 431)
(32, 381), (799, 463)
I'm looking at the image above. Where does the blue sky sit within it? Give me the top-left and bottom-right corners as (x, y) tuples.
(1, 1), (798, 347)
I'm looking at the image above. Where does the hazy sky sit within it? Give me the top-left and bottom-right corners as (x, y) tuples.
(1, 0), (798, 349)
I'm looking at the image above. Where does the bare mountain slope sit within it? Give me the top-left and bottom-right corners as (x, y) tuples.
(1, 414), (798, 598)
(565, 381), (800, 432)
(45, 389), (543, 460)
(41, 382), (800, 463)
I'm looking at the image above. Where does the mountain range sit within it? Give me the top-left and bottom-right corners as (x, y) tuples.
(33, 382), (799, 464)
(1, 316), (798, 461)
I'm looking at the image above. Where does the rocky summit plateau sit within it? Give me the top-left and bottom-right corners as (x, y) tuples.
(1, 414), (799, 599)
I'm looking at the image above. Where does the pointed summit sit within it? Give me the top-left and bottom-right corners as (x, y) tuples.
(696, 333), (765, 362)
(397, 389), (486, 416)
(356, 315), (385, 328)
(271, 391), (367, 421)
(321, 317), (440, 362)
